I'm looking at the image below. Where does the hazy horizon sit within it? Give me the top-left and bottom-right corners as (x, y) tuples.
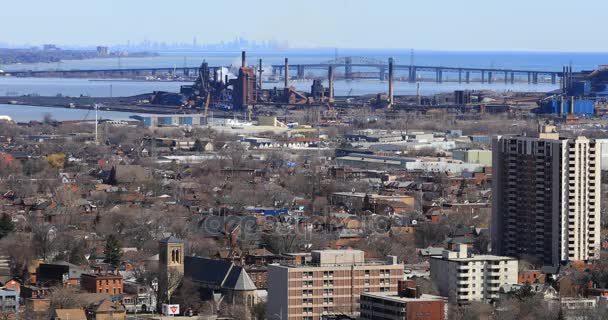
(2, 0), (608, 52)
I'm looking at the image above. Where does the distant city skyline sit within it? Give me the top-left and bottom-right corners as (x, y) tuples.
(2, 0), (608, 52)
(0, 36), (290, 52)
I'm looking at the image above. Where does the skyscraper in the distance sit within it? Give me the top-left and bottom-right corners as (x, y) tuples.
(491, 125), (601, 267)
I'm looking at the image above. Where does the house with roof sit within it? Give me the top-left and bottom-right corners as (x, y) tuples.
(499, 283), (558, 301)
(87, 299), (126, 320)
(36, 261), (90, 288)
(53, 308), (87, 320)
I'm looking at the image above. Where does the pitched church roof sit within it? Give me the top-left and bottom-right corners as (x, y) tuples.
(184, 256), (257, 291)
(159, 236), (184, 244)
(224, 266), (257, 291)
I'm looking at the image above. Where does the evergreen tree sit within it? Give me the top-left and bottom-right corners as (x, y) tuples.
(0, 213), (15, 239)
(107, 166), (117, 185)
(193, 139), (203, 152)
(363, 194), (371, 212)
(104, 234), (122, 267)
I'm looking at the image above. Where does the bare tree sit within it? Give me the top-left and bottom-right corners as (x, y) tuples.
(31, 223), (57, 261)
(0, 233), (35, 281)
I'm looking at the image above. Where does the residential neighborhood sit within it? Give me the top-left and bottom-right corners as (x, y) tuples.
(0, 111), (606, 320)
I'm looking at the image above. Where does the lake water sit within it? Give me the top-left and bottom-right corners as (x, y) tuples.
(1, 49), (604, 121)
(0, 104), (139, 122)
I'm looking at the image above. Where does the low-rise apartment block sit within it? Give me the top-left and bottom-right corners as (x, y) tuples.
(360, 280), (446, 320)
(267, 250), (403, 320)
(430, 245), (517, 304)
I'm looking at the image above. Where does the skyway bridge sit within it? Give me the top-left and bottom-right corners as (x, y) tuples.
(3, 56), (563, 84)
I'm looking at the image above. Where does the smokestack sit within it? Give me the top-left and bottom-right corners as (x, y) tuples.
(244, 72), (249, 105)
(258, 59), (263, 90)
(562, 66), (566, 93)
(284, 58), (289, 88)
(241, 51), (246, 68)
(388, 57), (394, 106)
(571, 96), (575, 115)
(569, 66), (573, 91)
(565, 66), (569, 92)
(328, 66), (334, 101)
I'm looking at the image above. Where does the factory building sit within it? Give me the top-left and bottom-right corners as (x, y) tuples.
(537, 97), (595, 115)
(452, 149), (492, 167)
(139, 114), (208, 128)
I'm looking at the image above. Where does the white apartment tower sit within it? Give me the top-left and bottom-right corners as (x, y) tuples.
(492, 125), (601, 267)
(429, 244), (518, 304)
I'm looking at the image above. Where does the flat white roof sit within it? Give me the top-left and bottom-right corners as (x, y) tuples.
(361, 291), (445, 303)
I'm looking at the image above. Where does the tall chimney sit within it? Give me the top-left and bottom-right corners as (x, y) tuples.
(388, 57), (394, 106)
(241, 51), (246, 68)
(571, 96), (575, 114)
(565, 66), (569, 92)
(562, 66), (566, 93)
(328, 66), (334, 101)
(258, 59), (263, 91)
(284, 58), (289, 88)
(569, 66), (573, 91)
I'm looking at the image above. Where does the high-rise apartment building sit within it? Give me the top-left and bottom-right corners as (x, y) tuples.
(492, 125), (601, 267)
(267, 250), (403, 320)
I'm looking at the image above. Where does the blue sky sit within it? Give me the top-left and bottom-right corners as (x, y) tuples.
(1, 0), (607, 51)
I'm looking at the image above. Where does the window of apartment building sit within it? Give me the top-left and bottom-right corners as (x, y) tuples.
(323, 307), (332, 314)
(303, 280), (313, 287)
(323, 298), (333, 304)
(364, 288), (370, 292)
(304, 317), (313, 320)
(303, 289), (313, 296)
(365, 270), (370, 277)
(106, 280), (109, 285)
(380, 287), (390, 292)
(323, 271), (334, 277)
(303, 298), (313, 304)
(98, 288), (103, 293)
(323, 289), (334, 295)
(364, 278), (370, 285)
(303, 271), (313, 278)
(303, 307), (313, 314)
(323, 280), (333, 286)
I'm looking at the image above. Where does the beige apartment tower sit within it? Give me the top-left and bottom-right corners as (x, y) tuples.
(492, 125), (601, 267)
(267, 250), (403, 320)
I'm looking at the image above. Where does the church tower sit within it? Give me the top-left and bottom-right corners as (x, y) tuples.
(158, 236), (184, 304)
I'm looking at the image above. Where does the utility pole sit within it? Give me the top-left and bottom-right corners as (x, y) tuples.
(94, 104), (99, 145)
(417, 81), (421, 105)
